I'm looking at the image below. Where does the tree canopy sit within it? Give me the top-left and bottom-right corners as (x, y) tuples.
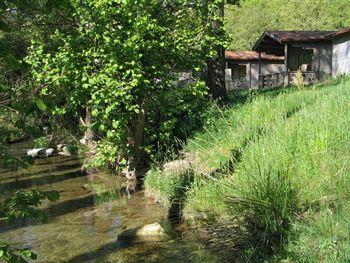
(25, 0), (229, 174)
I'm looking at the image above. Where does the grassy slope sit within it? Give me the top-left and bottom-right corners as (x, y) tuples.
(145, 78), (350, 261)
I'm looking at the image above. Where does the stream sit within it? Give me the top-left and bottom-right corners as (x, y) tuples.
(0, 142), (225, 262)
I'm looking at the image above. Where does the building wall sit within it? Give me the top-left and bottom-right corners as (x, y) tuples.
(250, 62), (285, 88)
(332, 34), (350, 77)
(225, 61), (250, 90)
(289, 43), (333, 81)
(314, 43), (333, 81)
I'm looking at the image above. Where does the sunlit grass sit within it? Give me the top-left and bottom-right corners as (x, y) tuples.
(145, 77), (350, 261)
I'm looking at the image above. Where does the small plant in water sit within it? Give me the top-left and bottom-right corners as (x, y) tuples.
(0, 244), (38, 263)
(0, 189), (59, 262)
(33, 136), (50, 148)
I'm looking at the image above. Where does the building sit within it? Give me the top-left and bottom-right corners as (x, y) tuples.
(225, 51), (284, 89)
(226, 27), (350, 89)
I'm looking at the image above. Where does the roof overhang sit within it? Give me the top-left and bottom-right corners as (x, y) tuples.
(252, 30), (342, 55)
(328, 27), (350, 40)
(225, 50), (284, 62)
(252, 32), (284, 56)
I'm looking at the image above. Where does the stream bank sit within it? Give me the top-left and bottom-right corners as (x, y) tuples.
(0, 142), (231, 262)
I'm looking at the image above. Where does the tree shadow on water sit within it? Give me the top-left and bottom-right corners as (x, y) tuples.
(65, 238), (222, 263)
(0, 169), (86, 192)
(0, 182), (142, 234)
(0, 191), (96, 233)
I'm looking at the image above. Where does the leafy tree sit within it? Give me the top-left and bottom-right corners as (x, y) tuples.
(0, 0), (76, 144)
(205, 0), (228, 101)
(1, 5), (61, 262)
(26, 0), (230, 176)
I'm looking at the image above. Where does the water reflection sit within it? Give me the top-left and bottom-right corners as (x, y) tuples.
(0, 154), (168, 262)
(0, 151), (225, 262)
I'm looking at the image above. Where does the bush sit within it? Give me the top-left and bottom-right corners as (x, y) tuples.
(145, 168), (195, 209)
(33, 136), (50, 148)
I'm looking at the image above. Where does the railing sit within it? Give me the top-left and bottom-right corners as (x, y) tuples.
(258, 71), (318, 89)
(226, 77), (249, 90)
(258, 72), (285, 89)
(289, 71), (317, 85)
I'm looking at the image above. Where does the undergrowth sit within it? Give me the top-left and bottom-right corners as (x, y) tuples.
(145, 77), (350, 261)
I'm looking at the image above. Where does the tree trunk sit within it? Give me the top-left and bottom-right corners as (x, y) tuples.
(80, 106), (96, 151)
(127, 97), (150, 180)
(206, 47), (227, 101)
(205, 1), (227, 101)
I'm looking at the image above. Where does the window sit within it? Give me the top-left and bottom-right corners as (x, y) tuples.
(231, 64), (247, 80)
(289, 47), (313, 71)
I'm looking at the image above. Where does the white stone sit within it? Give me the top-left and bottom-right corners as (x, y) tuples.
(118, 222), (168, 242)
(136, 223), (166, 237)
(26, 148), (46, 157)
(45, 148), (55, 156)
(57, 144), (65, 152)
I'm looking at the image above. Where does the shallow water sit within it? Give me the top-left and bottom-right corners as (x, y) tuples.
(0, 143), (225, 262)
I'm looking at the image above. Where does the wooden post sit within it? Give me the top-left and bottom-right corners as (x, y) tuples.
(284, 44), (290, 86)
(258, 52), (262, 75)
(258, 52), (262, 89)
(249, 62), (252, 88)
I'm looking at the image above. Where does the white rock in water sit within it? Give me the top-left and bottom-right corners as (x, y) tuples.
(118, 222), (168, 242)
(45, 148), (55, 156)
(57, 144), (65, 152)
(26, 148), (46, 157)
(136, 223), (167, 237)
(58, 146), (71, 156)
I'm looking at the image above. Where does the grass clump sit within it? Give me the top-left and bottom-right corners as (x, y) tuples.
(145, 77), (350, 260)
(144, 168), (194, 209)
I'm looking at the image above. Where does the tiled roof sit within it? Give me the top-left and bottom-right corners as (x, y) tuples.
(327, 27), (350, 39)
(225, 50), (284, 62)
(252, 28), (350, 53)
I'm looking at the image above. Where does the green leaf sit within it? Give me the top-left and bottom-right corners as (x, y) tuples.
(0, 249), (4, 257)
(21, 249), (33, 258)
(21, 248), (38, 260)
(30, 251), (38, 260)
(36, 99), (47, 111)
(45, 190), (60, 201)
(0, 83), (9, 92)
(0, 18), (10, 32)
(0, 0), (6, 10)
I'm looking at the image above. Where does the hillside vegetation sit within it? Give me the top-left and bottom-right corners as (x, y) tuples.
(145, 77), (350, 261)
(225, 0), (350, 50)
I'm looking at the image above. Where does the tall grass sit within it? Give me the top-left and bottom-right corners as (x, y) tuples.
(145, 77), (350, 261)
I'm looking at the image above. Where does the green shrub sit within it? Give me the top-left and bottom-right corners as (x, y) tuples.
(145, 168), (195, 209)
(33, 136), (50, 148)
